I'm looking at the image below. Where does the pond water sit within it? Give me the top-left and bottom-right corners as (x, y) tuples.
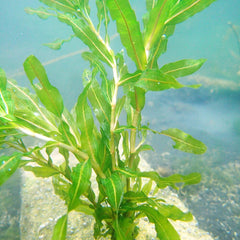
(0, 0), (239, 239)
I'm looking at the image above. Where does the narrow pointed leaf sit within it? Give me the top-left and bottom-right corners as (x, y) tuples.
(23, 55), (64, 117)
(23, 165), (59, 177)
(0, 68), (7, 90)
(137, 205), (180, 240)
(43, 35), (74, 50)
(124, 191), (192, 221)
(147, 25), (175, 68)
(96, 0), (110, 42)
(52, 174), (71, 202)
(39, 0), (76, 14)
(87, 78), (111, 132)
(101, 173), (124, 211)
(72, 0), (89, 12)
(146, 0), (158, 11)
(68, 160), (91, 211)
(25, 7), (54, 19)
(58, 120), (77, 147)
(117, 167), (201, 189)
(82, 51), (113, 103)
(155, 203), (193, 221)
(75, 83), (97, 160)
(160, 59), (206, 78)
(128, 87), (145, 111)
(118, 70), (142, 87)
(58, 14), (114, 66)
(8, 80), (58, 131)
(0, 153), (21, 186)
(144, 0), (173, 52)
(166, 0), (217, 25)
(0, 89), (12, 117)
(161, 128), (207, 154)
(115, 96), (126, 123)
(52, 214), (68, 240)
(136, 69), (183, 91)
(107, 0), (146, 70)
(82, 52), (108, 81)
(14, 110), (56, 138)
(113, 219), (127, 240)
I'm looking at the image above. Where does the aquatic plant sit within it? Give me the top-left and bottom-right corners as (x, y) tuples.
(0, 0), (216, 239)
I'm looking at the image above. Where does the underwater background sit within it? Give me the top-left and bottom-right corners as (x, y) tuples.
(0, 0), (239, 239)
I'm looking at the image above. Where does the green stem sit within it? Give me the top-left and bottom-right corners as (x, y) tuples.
(127, 109), (140, 192)
(129, 110), (140, 169)
(109, 60), (119, 172)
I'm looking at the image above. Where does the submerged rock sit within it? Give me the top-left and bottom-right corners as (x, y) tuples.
(20, 151), (214, 240)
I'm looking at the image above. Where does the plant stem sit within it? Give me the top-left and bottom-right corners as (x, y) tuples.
(129, 110), (140, 169)
(110, 61), (119, 172)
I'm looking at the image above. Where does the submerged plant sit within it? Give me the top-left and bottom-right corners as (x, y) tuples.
(0, 0), (216, 239)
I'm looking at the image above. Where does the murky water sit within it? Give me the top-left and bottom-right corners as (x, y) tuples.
(0, 0), (239, 239)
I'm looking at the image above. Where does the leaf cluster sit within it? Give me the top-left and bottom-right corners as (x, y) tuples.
(0, 0), (216, 239)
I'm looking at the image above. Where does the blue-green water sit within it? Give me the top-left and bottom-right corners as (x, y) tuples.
(0, 0), (240, 239)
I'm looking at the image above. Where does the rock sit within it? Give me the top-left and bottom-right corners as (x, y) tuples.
(20, 150), (214, 240)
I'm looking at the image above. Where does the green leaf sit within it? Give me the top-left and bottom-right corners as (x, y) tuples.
(68, 160), (91, 211)
(52, 174), (70, 202)
(101, 172), (124, 212)
(137, 205), (180, 240)
(97, 130), (112, 173)
(136, 69), (183, 91)
(115, 96), (126, 124)
(0, 68), (7, 90)
(141, 180), (153, 196)
(117, 167), (201, 189)
(124, 191), (192, 221)
(43, 35), (74, 50)
(40, 0), (76, 14)
(160, 128), (207, 154)
(124, 191), (150, 203)
(72, 0), (89, 12)
(0, 153), (21, 186)
(8, 80), (58, 132)
(160, 59), (206, 78)
(23, 165), (59, 177)
(96, 0), (110, 42)
(25, 7), (53, 19)
(147, 25), (176, 68)
(58, 120), (77, 147)
(118, 70), (142, 87)
(113, 218), (128, 240)
(156, 203), (193, 221)
(52, 214), (68, 240)
(146, 0), (158, 11)
(128, 87), (145, 111)
(14, 110), (56, 140)
(116, 50), (129, 78)
(166, 0), (217, 25)
(144, 0), (173, 52)
(23, 55), (64, 117)
(0, 89), (13, 118)
(58, 14), (114, 67)
(87, 78), (111, 132)
(82, 52), (108, 81)
(82, 51), (113, 103)
(75, 83), (97, 160)
(62, 107), (81, 146)
(74, 199), (95, 215)
(106, 0), (146, 70)
(135, 144), (154, 155)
